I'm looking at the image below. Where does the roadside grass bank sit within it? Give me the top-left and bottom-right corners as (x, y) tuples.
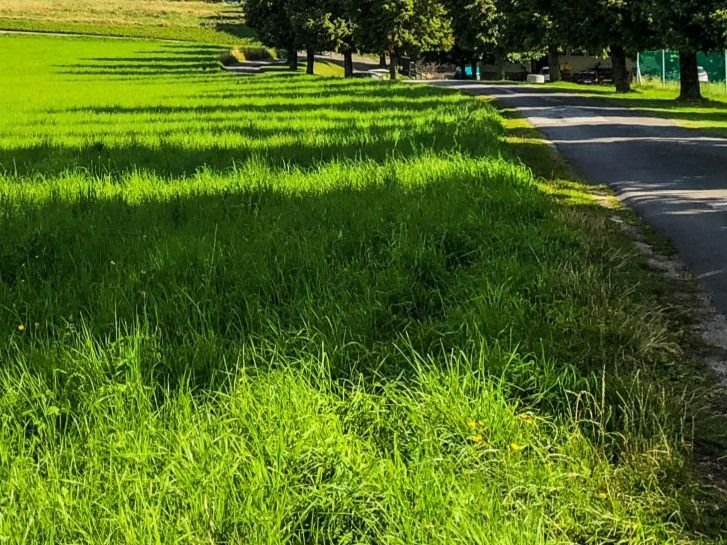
(496, 98), (727, 511)
(535, 81), (727, 137)
(0, 0), (257, 45)
(1, 34), (726, 543)
(249, 58), (345, 76)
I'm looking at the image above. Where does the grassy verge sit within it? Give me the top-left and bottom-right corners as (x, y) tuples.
(0, 0), (259, 45)
(256, 59), (345, 76)
(495, 99), (727, 517)
(1, 33), (726, 543)
(535, 81), (727, 137)
(312, 59), (346, 77)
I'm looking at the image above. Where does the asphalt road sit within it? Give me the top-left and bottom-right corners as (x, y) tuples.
(433, 82), (727, 314)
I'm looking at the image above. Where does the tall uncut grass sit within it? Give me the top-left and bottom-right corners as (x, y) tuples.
(0, 34), (724, 543)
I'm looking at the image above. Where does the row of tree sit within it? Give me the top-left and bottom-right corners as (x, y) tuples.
(242, 0), (727, 100)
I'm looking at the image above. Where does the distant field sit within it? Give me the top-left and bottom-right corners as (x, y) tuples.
(1, 34), (725, 543)
(0, 0), (257, 44)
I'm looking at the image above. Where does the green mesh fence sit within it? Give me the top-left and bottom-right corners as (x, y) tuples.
(638, 50), (727, 83)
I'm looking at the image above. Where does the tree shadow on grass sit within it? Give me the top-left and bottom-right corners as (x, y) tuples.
(503, 124), (727, 538)
(3, 50), (726, 536)
(555, 91), (726, 128)
(201, 7), (260, 41)
(58, 66), (223, 77)
(3, 154), (726, 538)
(53, 43), (231, 77)
(441, 82), (727, 128)
(49, 96), (467, 116)
(3, 81), (501, 178)
(1, 164), (549, 382)
(0, 153), (689, 391)
(517, 99), (727, 126)
(3, 112), (727, 542)
(198, 82), (458, 101)
(0, 116), (500, 178)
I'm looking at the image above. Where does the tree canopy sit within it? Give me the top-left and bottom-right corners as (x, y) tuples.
(241, 0), (727, 98)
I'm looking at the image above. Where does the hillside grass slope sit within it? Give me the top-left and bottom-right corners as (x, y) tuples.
(0, 0), (256, 44)
(0, 34), (725, 543)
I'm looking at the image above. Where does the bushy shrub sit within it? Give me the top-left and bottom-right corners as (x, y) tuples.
(219, 46), (276, 65)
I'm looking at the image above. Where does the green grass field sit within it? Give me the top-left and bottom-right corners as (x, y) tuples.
(0, 0), (258, 44)
(1, 34), (726, 543)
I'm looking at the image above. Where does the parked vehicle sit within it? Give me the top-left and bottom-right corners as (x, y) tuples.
(454, 65), (481, 80)
(596, 68), (614, 84)
(698, 66), (709, 83)
(575, 70), (599, 84)
(367, 69), (390, 79)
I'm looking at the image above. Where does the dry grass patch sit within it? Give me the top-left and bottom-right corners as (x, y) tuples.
(0, 0), (220, 26)
(0, 0), (257, 44)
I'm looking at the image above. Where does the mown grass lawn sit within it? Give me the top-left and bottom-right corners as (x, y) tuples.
(0, 34), (725, 543)
(0, 0), (257, 44)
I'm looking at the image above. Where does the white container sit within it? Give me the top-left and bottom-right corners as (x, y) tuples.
(527, 74), (546, 84)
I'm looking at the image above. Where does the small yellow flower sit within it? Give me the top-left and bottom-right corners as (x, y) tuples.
(17, 324), (26, 333)
(509, 442), (524, 453)
(518, 413), (535, 425)
(466, 419), (478, 430)
(469, 434), (483, 444)
(597, 492), (608, 500)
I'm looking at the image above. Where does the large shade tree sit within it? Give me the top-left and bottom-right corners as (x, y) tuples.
(644, 0), (726, 100)
(286, 0), (349, 74)
(443, 0), (499, 78)
(501, 0), (574, 82)
(243, 0), (299, 70)
(336, 0), (358, 77)
(353, 0), (453, 79)
(570, 0), (656, 93)
(501, 0), (649, 89)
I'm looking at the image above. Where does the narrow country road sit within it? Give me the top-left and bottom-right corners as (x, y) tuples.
(434, 82), (727, 314)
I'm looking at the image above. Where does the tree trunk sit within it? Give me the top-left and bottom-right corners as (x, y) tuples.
(470, 59), (479, 81)
(343, 49), (354, 78)
(288, 45), (298, 71)
(678, 51), (702, 101)
(494, 50), (506, 80)
(547, 46), (561, 82)
(610, 44), (630, 93)
(379, 52), (387, 68)
(389, 49), (398, 80)
(306, 49), (315, 75)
